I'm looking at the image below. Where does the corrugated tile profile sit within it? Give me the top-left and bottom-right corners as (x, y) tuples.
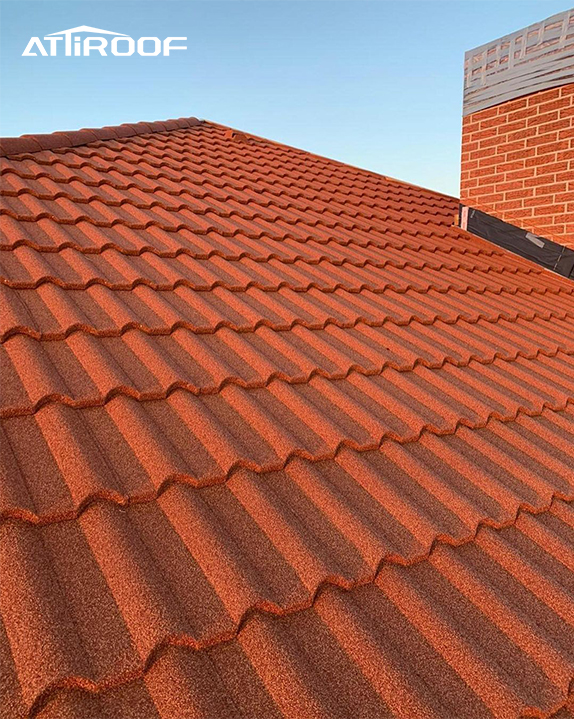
(1, 117), (573, 719)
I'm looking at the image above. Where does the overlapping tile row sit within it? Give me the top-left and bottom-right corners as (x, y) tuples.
(2, 494), (573, 719)
(0, 213), (505, 265)
(0, 123), (461, 248)
(2, 352), (574, 523)
(1, 124), (455, 218)
(2, 244), (558, 293)
(2, 313), (574, 417)
(0, 162), (455, 244)
(4, 280), (574, 344)
(0, 164), (455, 222)
(0, 238), (546, 282)
(1, 119), (574, 719)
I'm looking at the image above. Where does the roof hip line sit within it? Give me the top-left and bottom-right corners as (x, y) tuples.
(0, 117), (203, 158)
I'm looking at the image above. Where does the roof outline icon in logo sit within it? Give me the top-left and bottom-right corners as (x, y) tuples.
(46, 26), (128, 36)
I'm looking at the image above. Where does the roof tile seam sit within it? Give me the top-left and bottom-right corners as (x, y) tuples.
(0, 273), (552, 294)
(0, 237), (538, 275)
(540, 683), (574, 719)
(0, 305), (567, 345)
(0, 165), (453, 209)
(0, 169), (456, 231)
(0, 240), (510, 268)
(0, 118), (203, 157)
(0, 221), (453, 257)
(63, 122), (458, 202)
(0, 185), (454, 226)
(3, 306), (571, 344)
(11, 139), (436, 190)
(0, 162), (457, 218)
(22, 494), (574, 719)
(0, 203), (456, 240)
(0, 221), (478, 256)
(0, 161), (451, 210)
(3, 399), (573, 526)
(0, 147), (457, 216)
(0, 154), (452, 193)
(2, 344), (573, 420)
(519, 681), (574, 719)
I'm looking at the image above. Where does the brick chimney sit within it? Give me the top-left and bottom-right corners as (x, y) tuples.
(460, 9), (574, 248)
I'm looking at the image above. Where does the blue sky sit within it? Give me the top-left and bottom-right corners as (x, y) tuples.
(1, 1), (572, 195)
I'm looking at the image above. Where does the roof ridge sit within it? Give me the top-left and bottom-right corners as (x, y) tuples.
(0, 116), (203, 158)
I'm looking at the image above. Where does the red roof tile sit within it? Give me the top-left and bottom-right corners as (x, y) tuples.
(1, 117), (573, 719)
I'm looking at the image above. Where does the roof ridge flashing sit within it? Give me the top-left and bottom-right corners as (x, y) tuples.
(0, 116), (203, 157)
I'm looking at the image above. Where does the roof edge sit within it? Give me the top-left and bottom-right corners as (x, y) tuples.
(0, 116), (203, 158)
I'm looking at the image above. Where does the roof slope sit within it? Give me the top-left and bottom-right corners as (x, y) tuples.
(0, 117), (573, 719)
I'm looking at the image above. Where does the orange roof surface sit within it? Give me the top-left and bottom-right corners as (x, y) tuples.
(0, 117), (573, 719)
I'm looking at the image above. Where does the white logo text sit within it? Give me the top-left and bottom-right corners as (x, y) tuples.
(22, 26), (187, 57)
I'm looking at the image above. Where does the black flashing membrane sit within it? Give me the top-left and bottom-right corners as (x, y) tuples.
(460, 206), (574, 280)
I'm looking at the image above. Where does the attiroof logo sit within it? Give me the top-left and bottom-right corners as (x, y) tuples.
(22, 26), (187, 56)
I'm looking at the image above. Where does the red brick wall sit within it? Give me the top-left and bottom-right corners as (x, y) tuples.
(460, 83), (574, 247)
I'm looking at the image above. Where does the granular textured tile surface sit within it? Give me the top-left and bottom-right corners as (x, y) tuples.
(1, 117), (573, 719)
